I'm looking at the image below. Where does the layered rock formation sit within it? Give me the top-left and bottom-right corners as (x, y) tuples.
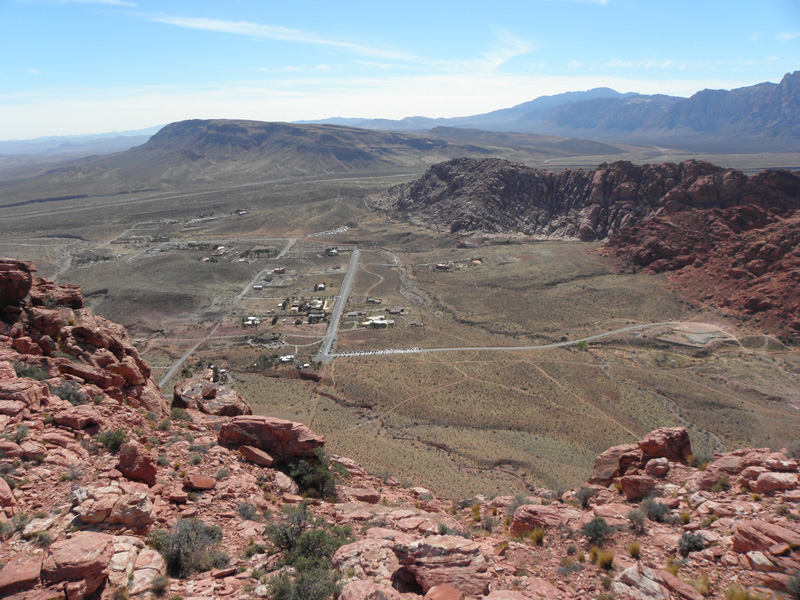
(372, 158), (800, 240)
(1, 261), (799, 600)
(601, 205), (800, 339)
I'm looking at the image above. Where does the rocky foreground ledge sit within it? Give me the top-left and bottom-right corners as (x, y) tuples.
(1, 257), (799, 600)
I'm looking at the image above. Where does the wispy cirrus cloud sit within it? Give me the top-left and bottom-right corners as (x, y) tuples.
(777, 30), (800, 41)
(150, 16), (417, 62)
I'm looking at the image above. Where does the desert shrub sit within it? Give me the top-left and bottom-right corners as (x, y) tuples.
(470, 502), (482, 521)
(628, 508), (646, 534)
(285, 449), (341, 501)
(243, 543), (267, 558)
(50, 381), (87, 406)
(710, 475), (731, 493)
(170, 407), (192, 421)
(575, 486), (598, 509)
(10, 425), (29, 444)
(582, 517), (612, 546)
(215, 467), (229, 480)
(688, 575), (710, 597)
(688, 452), (712, 470)
(597, 550), (614, 570)
(150, 574), (170, 596)
(266, 568), (340, 600)
(641, 498), (670, 522)
(679, 532), (705, 557)
(189, 454), (202, 466)
(156, 455), (169, 467)
(13, 363), (47, 381)
(481, 515), (497, 532)
(528, 527), (545, 546)
(506, 493), (535, 517)
(113, 587), (129, 600)
(665, 557), (680, 575)
(32, 530), (53, 547)
(96, 429), (128, 453)
(680, 511), (691, 524)
(237, 502), (259, 522)
(726, 586), (767, 600)
(156, 419), (171, 432)
(147, 518), (228, 578)
(628, 541), (641, 559)
(576, 341), (589, 351)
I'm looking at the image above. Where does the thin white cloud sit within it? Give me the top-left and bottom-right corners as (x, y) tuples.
(60, 0), (137, 6)
(151, 16), (417, 62)
(777, 30), (800, 41)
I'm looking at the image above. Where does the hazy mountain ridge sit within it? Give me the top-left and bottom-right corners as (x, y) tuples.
(307, 71), (800, 150)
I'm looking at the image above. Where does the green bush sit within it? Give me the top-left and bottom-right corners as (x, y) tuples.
(285, 449), (340, 500)
(147, 518), (229, 578)
(13, 363), (48, 381)
(582, 517), (612, 546)
(641, 498), (670, 522)
(575, 486), (598, 509)
(237, 502), (259, 522)
(50, 381), (87, 406)
(628, 508), (646, 534)
(679, 531), (705, 557)
(150, 574), (170, 596)
(710, 475), (731, 493)
(96, 429), (128, 453)
(10, 425), (29, 444)
(170, 407), (192, 422)
(156, 419), (171, 432)
(266, 568), (340, 600)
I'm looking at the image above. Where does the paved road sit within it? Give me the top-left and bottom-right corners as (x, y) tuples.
(329, 321), (683, 359)
(314, 248), (361, 363)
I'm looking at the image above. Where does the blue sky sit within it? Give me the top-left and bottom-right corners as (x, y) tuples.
(1, 0), (798, 139)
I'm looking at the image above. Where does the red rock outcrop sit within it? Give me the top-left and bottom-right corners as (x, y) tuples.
(173, 377), (252, 416)
(217, 415), (324, 463)
(41, 532), (115, 598)
(117, 442), (157, 487)
(374, 158), (800, 240)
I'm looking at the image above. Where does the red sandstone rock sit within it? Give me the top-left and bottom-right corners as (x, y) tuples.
(117, 442), (157, 486)
(184, 473), (217, 490)
(332, 538), (401, 586)
(425, 584), (465, 600)
(733, 520), (800, 553)
(588, 443), (641, 486)
(749, 471), (798, 494)
(238, 445), (275, 467)
(29, 280), (83, 309)
(339, 580), (403, 600)
(0, 258), (35, 307)
(173, 377), (252, 416)
(620, 474), (659, 502)
(393, 535), (494, 596)
(0, 555), (42, 597)
(644, 457), (670, 477)
(217, 415), (324, 462)
(638, 427), (692, 463)
(41, 532), (114, 597)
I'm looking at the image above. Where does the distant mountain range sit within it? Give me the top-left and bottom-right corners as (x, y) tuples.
(300, 71), (800, 152)
(0, 125), (164, 157)
(0, 119), (625, 203)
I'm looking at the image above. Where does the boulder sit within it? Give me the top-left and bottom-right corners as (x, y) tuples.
(29, 280), (83, 309)
(107, 493), (155, 528)
(645, 457), (670, 477)
(733, 520), (800, 553)
(238, 445), (275, 467)
(614, 565), (705, 600)
(0, 555), (42, 597)
(184, 473), (217, 490)
(173, 378), (252, 416)
(217, 415), (324, 463)
(749, 472), (798, 494)
(393, 535), (495, 596)
(589, 443), (641, 486)
(620, 474), (658, 502)
(0, 476), (18, 508)
(339, 580), (403, 600)
(511, 503), (577, 533)
(41, 532), (114, 598)
(332, 538), (400, 586)
(425, 585), (465, 600)
(117, 442), (157, 486)
(637, 427), (692, 463)
(0, 258), (35, 307)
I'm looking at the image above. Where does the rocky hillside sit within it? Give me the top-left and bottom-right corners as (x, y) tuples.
(371, 158), (800, 240)
(601, 205), (800, 341)
(2, 258), (800, 600)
